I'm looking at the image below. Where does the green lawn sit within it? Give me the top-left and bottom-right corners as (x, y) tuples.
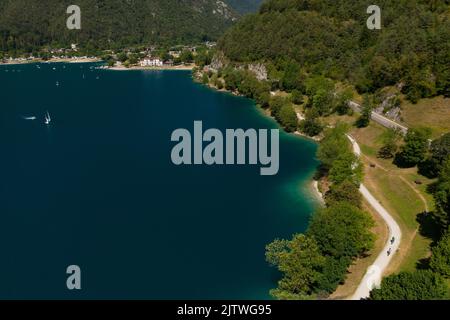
(401, 96), (450, 139)
(351, 122), (437, 274)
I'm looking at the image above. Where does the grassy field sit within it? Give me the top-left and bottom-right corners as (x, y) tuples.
(350, 122), (438, 273)
(316, 114), (436, 297)
(401, 96), (450, 139)
(287, 88), (446, 297)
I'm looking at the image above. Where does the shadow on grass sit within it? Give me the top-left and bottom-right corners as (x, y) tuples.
(416, 211), (443, 246)
(416, 257), (431, 270)
(414, 212), (442, 270)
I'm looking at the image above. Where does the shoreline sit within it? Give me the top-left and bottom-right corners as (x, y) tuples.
(0, 57), (101, 66)
(107, 64), (195, 71)
(294, 130), (321, 142)
(311, 180), (325, 205)
(197, 66), (407, 299)
(196, 72), (324, 212)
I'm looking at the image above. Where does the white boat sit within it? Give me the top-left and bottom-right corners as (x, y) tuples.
(56, 81), (59, 86)
(44, 111), (51, 125)
(22, 116), (36, 121)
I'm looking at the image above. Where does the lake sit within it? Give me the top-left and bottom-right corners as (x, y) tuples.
(0, 63), (318, 299)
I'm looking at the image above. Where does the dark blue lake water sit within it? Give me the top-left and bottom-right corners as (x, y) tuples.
(0, 63), (318, 299)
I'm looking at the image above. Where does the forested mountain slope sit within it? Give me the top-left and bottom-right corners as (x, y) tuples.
(219, 0), (450, 100)
(0, 0), (238, 52)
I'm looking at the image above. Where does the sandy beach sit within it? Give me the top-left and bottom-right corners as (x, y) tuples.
(107, 64), (195, 71)
(0, 57), (101, 66)
(311, 180), (325, 205)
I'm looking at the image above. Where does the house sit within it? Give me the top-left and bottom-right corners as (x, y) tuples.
(164, 60), (173, 66)
(205, 41), (217, 48)
(169, 50), (181, 58)
(140, 57), (164, 67)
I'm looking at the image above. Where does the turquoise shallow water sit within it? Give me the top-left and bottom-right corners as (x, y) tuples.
(0, 63), (319, 299)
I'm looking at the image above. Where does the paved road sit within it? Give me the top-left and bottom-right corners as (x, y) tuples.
(348, 101), (408, 135)
(346, 135), (402, 300)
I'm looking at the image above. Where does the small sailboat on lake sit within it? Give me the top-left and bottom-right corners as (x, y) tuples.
(44, 111), (51, 125)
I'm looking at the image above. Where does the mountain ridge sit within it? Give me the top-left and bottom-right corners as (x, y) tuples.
(218, 0), (450, 100)
(0, 0), (238, 52)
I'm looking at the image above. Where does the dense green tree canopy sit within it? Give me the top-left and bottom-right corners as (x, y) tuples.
(277, 104), (298, 132)
(0, 0), (238, 53)
(317, 123), (350, 169)
(329, 151), (362, 185)
(378, 128), (402, 159)
(434, 158), (450, 227)
(325, 179), (363, 209)
(395, 127), (432, 167)
(266, 234), (326, 299)
(428, 133), (450, 176)
(430, 230), (450, 278)
(299, 108), (323, 137)
(356, 95), (373, 128)
(307, 202), (375, 259)
(219, 0), (450, 100)
(226, 0), (264, 14)
(370, 270), (449, 300)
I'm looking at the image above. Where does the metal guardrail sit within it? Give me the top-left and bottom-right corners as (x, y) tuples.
(348, 101), (408, 135)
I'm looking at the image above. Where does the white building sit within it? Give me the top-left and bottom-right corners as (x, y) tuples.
(140, 57), (164, 67)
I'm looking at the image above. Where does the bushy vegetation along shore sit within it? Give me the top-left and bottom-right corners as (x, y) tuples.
(194, 31), (450, 300)
(265, 124), (374, 300)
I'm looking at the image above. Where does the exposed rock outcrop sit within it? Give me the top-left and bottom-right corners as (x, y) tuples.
(248, 63), (267, 81)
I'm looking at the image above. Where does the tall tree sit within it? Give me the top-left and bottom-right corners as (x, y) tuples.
(433, 158), (450, 227)
(395, 127), (432, 168)
(266, 234), (326, 299)
(370, 270), (449, 300)
(356, 95), (373, 128)
(430, 230), (450, 278)
(378, 128), (402, 159)
(423, 133), (450, 177)
(329, 151), (363, 185)
(316, 123), (350, 169)
(307, 202), (375, 259)
(325, 179), (363, 209)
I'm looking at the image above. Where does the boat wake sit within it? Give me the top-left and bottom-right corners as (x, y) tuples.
(22, 116), (36, 120)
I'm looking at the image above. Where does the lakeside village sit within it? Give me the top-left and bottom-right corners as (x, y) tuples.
(0, 41), (217, 69)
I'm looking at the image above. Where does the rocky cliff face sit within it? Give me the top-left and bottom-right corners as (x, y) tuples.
(210, 51), (229, 71)
(248, 63), (267, 81)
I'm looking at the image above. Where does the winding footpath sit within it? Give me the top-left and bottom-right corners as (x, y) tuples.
(346, 135), (402, 300)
